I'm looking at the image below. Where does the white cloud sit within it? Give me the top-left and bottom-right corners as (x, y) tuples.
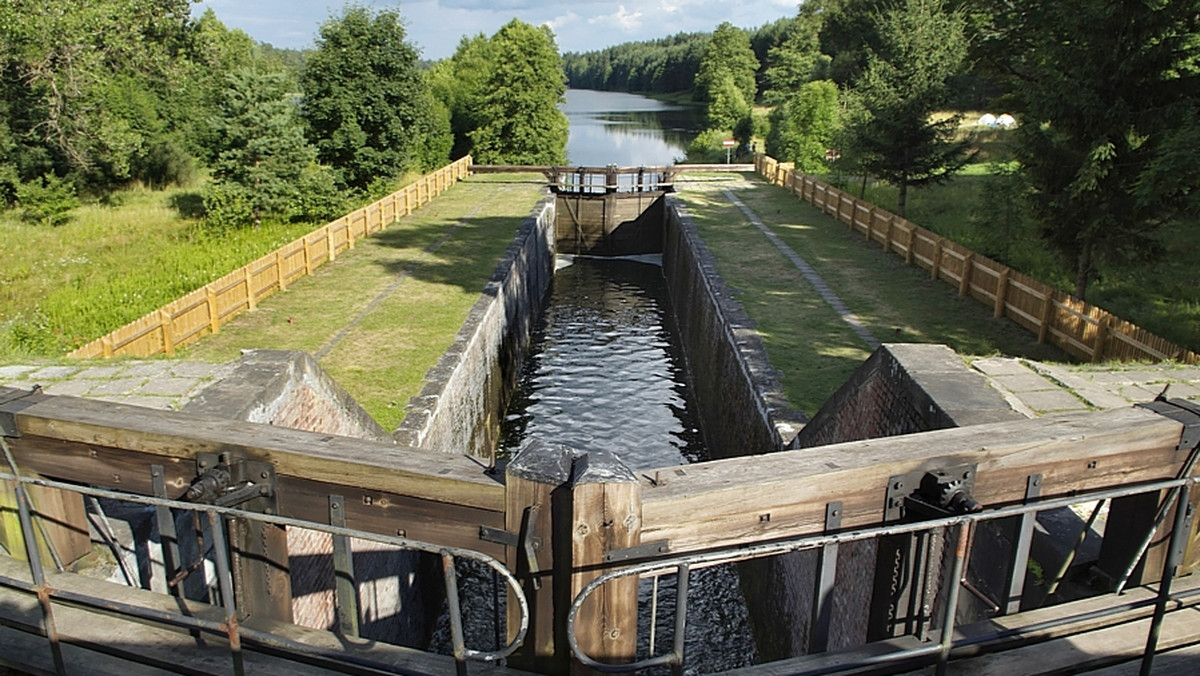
(545, 11), (581, 33)
(588, 4), (644, 32)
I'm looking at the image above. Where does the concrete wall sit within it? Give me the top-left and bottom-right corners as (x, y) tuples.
(750, 344), (1023, 660)
(183, 350), (434, 648)
(661, 195), (807, 458)
(394, 197), (557, 459)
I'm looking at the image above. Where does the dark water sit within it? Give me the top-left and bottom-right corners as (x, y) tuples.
(498, 255), (703, 467)
(562, 89), (703, 167)
(499, 256), (756, 673)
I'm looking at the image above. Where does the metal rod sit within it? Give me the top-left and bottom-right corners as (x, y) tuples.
(151, 464), (184, 597)
(208, 510), (245, 676)
(86, 496), (138, 587)
(1116, 442), (1200, 594)
(1005, 474), (1041, 614)
(329, 495), (359, 638)
(936, 523), (969, 675)
(649, 574), (659, 655)
(1046, 499), (1106, 597)
(2, 437), (65, 674)
(442, 550), (468, 676)
(671, 563), (691, 676)
(1141, 484), (1191, 676)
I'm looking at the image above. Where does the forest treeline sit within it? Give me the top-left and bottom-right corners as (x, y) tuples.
(565, 0), (1200, 302)
(0, 1), (569, 229)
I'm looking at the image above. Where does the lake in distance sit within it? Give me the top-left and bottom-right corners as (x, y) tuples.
(561, 88), (703, 167)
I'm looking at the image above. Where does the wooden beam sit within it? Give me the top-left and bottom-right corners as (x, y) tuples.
(640, 407), (1187, 554)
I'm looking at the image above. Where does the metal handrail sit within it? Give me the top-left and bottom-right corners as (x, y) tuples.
(0, 461), (529, 674)
(567, 475), (1200, 674)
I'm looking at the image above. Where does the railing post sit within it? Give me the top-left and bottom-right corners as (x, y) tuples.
(569, 449), (641, 672)
(994, 268), (1009, 318)
(505, 440), (577, 674)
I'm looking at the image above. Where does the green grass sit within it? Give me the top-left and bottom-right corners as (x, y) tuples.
(0, 186), (327, 359)
(676, 172), (1068, 416)
(823, 168), (1200, 353)
(180, 174), (548, 429)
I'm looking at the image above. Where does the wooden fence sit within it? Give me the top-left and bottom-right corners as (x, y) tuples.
(68, 156), (474, 359)
(755, 155), (1199, 365)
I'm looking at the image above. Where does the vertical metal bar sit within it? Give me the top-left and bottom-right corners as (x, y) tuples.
(151, 465), (183, 596)
(328, 495), (359, 637)
(670, 563), (691, 676)
(936, 522), (969, 676)
(441, 551), (469, 676)
(16, 479), (66, 674)
(811, 501), (843, 652)
(1118, 443), (1200, 594)
(1046, 499), (1106, 597)
(2, 437), (65, 674)
(1006, 474), (1042, 613)
(208, 510), (245, 676)
(1141, 484), (1192, 676)
(649, 574), (660, 655)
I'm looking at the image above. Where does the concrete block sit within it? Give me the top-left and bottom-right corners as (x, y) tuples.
(0, 365), (37, 379)
(990, 373), (1061, 393)
(1018, 388), (1089, 413)
(88, 377), (146, 397)
(27, 365), (80, 380)
(137, 377), (197, 397)
(41, 380), (94, 397)
(118, 395), (177, 411)
(120, 362), (172, 378)
(76, 366), (127, 380)
(971, 357), (1032, 377)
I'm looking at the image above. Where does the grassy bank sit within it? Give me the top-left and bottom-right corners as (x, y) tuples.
(1, 186), (332, 360)
(676, 173), (1068, 416)
(823, 167), (1200, 354)
(180, 174), (548, 430)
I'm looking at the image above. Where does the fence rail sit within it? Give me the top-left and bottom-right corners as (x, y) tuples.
(68, 156), (474, 360)
(756, 155), (1199, 365)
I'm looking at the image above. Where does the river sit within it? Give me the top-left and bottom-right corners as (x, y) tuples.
(561, 88), (703, 167)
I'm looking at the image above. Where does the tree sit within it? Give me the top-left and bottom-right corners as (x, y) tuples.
(468, 20), (568, 165)
(767, 80), (839, 173)
(848, 0), (971, 217)
(206, 69), (317, 227)
(430, 34), (496, 159)
(695, 22), (760, 119)
(301, 6), (449, 189)
(973, 0), (1200, 299)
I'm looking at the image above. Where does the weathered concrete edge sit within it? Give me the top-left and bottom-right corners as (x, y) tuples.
(664, 194), (808, 455)
(394, 196), (557, 455)
(183, 349), (394, 443)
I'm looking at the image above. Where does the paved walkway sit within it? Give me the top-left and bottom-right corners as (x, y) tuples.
(0, 361), (233, 412)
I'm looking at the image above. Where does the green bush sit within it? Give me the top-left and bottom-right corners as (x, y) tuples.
(684, 129), (731, 164)
(17, 174), (79, 226)
(289, 164), (345, 223)
(202, 182), (255, 229)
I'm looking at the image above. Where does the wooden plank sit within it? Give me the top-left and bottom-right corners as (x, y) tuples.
(0, 390), (505, 513)
(640, 407), (1186, 553)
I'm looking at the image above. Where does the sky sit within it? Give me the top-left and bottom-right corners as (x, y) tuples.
(193, 0), (801, 61)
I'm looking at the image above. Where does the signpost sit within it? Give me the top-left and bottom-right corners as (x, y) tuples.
(723, 138), (736, 164)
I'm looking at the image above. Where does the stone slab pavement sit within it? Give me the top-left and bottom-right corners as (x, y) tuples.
(971, 357), (1200, 418)
(0, 360), (235, 411)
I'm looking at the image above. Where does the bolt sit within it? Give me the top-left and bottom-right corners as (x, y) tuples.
(608, 629), (621, 640)
(113, 474), (120, 483)
(363, 496), (373, 506)
(331, 502), (339, 509)
(260, 471), (269, 479)
(577, 524), (590, 536)
(831, 509), (840, 517)
(397, 529), (406, 537)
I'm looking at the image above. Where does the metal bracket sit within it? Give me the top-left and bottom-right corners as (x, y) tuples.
(1171, 501), (1196, 564)
(605, 540), (671, 563)
(1137, 398), (1200, 451)
(479, 506), (544, 589)
(186, 452), (277, 512)
(885, 463), (978, 522)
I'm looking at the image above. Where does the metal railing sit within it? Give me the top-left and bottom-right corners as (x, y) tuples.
(568, 475), (1199, 675)
(0, 437), (529, 676)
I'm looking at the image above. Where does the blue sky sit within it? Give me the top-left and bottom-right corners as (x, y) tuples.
(193, 0), (800, 60)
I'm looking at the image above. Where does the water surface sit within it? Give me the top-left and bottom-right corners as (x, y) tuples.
(561, 89), (702, 167)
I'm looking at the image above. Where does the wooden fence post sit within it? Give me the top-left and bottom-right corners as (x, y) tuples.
(1038, 292), (1054, 344)
(244, 267), (257, 311)
(276, 251), (287, 292)
(883, 213), (894, 253)
(1093, 315), (1111, 363)
(206, 285), (220, 334)
(570, 450), (641, 671)
(904, 225), (915, 265)
(159, 309), (175, 356)
(931, 238), (943, 280)
(326, 226), (336, 262)
(303, 237), (313, 276)
(994, 268), (1009, 318)
(959, 253), (974, 296)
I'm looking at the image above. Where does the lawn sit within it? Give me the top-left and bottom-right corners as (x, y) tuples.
(675, 172), (1068, 416)
(179, 174), (549, 429)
